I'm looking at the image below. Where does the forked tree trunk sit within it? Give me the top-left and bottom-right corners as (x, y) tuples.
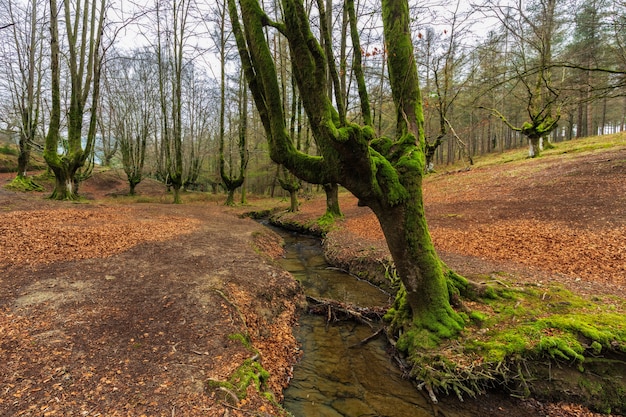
(48, 164), (80, 200)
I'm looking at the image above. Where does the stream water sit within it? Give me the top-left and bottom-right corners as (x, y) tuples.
(272, 228), (438, 417)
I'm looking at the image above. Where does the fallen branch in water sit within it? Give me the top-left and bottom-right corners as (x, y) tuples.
(349, 327), (385, 348)
(305, 295), (386, 327)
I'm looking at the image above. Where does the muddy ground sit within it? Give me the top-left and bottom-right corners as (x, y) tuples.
(1, 140), (625, 417)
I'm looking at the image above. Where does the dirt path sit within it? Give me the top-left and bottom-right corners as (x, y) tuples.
(0, 190), (300, 416)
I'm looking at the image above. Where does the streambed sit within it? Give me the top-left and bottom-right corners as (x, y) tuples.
(272, 228), (436, 417)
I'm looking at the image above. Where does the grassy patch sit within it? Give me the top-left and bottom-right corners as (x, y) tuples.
(0, 144), (18, 156)
(435, 133), (625, 173)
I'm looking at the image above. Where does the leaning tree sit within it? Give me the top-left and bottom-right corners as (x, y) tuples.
(227, 0), (465, 344)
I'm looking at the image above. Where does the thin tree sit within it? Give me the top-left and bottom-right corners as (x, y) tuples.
(154, 0), (191, 204)
(2, 0), (46, 190)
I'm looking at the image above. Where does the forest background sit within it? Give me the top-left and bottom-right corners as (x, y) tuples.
(1, 0), (625, 196)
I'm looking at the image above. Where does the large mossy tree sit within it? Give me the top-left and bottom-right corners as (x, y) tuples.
(227, 0), (464, 342)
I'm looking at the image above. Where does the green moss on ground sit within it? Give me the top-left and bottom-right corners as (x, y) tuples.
(207, 358), (272, 403)
(207, 333), (279, 407)
(400, 279), (626, 414)
(5, 176), (44, 192)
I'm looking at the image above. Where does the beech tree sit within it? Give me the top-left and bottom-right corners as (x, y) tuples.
(227, 0), (464, 342)
(479, 0), (562, 158)
(220, 75), (249, 206)
(45, 0), (107, 199)
(1, 0), (46, 190)
(106, 49), (156, 195)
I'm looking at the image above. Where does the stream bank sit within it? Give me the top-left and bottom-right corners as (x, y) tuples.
(267, 210), (626, 416)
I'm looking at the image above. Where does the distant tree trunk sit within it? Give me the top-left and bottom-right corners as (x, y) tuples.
(220, 73), (248, 206)
(129, 180), (139, 196)
(322, 183), (341, 217)
(16, 127), (32, 179)
(278, 166), (301, 212)
(289, 189), (299, 212)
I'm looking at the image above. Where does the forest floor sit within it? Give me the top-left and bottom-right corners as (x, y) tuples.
(0, 135), (625, 417)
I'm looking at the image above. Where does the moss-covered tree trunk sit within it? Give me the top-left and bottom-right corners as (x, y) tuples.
(229, 0), (463, 341)
(225, 188), (237, 206)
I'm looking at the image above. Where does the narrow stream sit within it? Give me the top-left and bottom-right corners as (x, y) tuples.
(271, 227), (437, 417)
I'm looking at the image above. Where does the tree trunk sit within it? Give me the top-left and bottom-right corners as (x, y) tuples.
(528, 136), (541, 158)
(129, 180), (138, 196)
(16, 133), (31, 178)
(289, 190), (299, 212)
(240, 180), (247, 204)
(323, 183), (342, 218)
(49, 164), (79, 200)
(172, 183), (182, 204)
(368, 178), (463, 346)
(226, 188), (236, 206)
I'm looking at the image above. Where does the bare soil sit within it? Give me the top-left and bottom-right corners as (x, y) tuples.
(1, 141), (625, 417)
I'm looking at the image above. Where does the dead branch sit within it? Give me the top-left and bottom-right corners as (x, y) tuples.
(349, 327), (384, 348)
(305, 295), (386, 327)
